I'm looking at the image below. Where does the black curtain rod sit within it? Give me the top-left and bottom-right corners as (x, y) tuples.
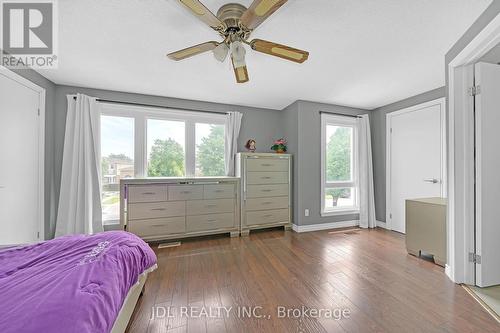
(319, 111), (363, 118)
(72, 96), (228, 115)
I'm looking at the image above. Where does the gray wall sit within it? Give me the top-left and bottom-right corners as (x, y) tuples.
(371, 87), (445, 222)
(52, 85), (283, 230)
(295, 101), (367, 226)
(9, 68), (57, 239)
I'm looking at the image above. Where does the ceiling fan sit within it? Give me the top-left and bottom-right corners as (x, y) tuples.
(167, 0), (310, 83)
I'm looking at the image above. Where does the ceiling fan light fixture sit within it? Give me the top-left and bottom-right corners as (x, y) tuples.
(180, 0), (205, 15)
(213, 43), (229, 62)
(230, 41), (246, 68)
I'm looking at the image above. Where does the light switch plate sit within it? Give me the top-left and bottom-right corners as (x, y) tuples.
(305, 209), (309, 217)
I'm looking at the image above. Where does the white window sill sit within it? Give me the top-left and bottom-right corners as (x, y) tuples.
(320, 209), (360, 217)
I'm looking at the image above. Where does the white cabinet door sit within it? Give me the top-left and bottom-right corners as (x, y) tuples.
(0, 71), (41, 245)
(474, 62), (500, 287)
(388, 100), (444, 234)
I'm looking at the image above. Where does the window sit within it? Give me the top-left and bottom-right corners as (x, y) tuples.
(101, 115), (135, 223)
(321, 114), (359, 215)
(100, 103), (226, 223)
(147, 119), (186, 177)
(195, 123), (225, 176)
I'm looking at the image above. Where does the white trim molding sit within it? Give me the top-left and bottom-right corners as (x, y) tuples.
(376, 220), (387, 229)
(292, 220), (359, 233)
(447, 12), (500, 284)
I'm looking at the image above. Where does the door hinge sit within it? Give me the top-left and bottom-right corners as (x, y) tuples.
(37, 231), (40, 239)
(37, 108), (40, 116)
(390, 128), (393, 134)
(468, 86), (481, 96)
(469, 252), (482, 264)
(389, 213), (392, 219)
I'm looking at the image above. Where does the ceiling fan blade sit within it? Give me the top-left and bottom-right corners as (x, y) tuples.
(240, 0), (288, 30)
(250, 39), (309, 63)
(167, 41), (219, 61)
(232, 58), (249, 83)
(177, 0), (224, 30)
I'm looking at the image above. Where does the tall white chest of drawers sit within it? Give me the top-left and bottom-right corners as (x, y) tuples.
(120, 178), (240, 241)
(236, 153), (292, 235)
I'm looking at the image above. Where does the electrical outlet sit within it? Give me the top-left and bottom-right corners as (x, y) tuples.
(304, 209), (309, 217)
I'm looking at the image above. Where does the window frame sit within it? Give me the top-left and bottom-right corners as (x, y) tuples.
(320, 113), (360, 216)
(100, 103), (226, 179)
(100, 103), (226, 225)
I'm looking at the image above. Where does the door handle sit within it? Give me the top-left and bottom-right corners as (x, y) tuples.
(423, 178), (440, 184)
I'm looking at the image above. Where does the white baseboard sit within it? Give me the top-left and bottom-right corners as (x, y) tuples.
(292, 220), (359, 233)
(376, 220), (387, 229)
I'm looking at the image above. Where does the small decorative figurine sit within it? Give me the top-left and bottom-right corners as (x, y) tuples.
(271, 138), (287, 154)
(245, 139), (257, 152)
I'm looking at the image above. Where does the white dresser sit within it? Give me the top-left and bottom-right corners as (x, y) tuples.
(236, 153), (292, 235)
(120, 178), (240, 241)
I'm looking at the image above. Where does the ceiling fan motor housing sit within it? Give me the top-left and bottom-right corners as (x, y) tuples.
(217, 3), (247, 31)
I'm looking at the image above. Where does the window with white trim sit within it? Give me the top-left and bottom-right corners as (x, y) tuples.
(100, 103), (226, 224)
(321, 114), (359, 215)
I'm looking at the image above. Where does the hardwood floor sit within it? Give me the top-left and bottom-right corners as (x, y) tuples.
(127, 228), (499, 333)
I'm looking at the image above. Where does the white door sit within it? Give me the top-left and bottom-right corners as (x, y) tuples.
(474, 62), (500, 287)
(388, 100), (444, 233)
(0, 71), (42, 245)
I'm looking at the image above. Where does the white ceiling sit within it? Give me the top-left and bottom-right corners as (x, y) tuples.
(38, 0), (492, 110)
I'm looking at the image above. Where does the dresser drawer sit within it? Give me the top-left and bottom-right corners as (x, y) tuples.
(128, 201), (186, 220)
(247, 171), (288, 185)
(246, 158), (289, 172)
(203, 184), (235, 199)
(128, 185), (167, 203)
(246, 209), (289, 226)
(246, 196), (288, 211)
(186, 199), (234, 216)
(247, 184), (289, 198)
(168, 185), (203, 201)
(186, 213), (234, 232)
(128, 217), (185, 237)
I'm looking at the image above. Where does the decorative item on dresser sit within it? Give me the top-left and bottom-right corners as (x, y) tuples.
(120, 177), (240, 241)
(236, 153), (292, 235)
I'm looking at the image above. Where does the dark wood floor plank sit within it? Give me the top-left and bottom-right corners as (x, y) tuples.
(127, 228), (499, 333)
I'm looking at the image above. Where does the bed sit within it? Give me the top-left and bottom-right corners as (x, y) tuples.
(0, 231), (157, 333)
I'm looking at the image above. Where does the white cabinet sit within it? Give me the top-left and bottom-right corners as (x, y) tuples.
(237, 153), (292, 235)
(121, 178), (240, 241)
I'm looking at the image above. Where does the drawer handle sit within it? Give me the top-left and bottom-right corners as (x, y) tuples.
(181, 191), (191, 194)
(261, 177), (272, 179)
(205, 204), (217, 208)
(142, 192), (156, 195)
(215, 190), (224, 193)
(263, 214), (274, 218)
(261, 163), (272, 167)
(206, 219), (217, 222)
(262, 202), (272, 205)
(151, 224), (165, 227)
(262, 189), (273, 192)
(151, 208), (166, 211)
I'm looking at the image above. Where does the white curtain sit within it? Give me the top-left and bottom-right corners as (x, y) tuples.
(224, 112), (243, 176)
(358, 114), (377, 229)
(55, 94), (103, 236)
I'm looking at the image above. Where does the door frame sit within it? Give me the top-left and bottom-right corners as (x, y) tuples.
(385, 98), (447, 231)
(0, 66), (46, 241)
(448, 12), (500, 284)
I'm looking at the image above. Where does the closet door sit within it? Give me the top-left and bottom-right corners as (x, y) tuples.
(387, 99), (445, 234)
(0, 71), (42, 245)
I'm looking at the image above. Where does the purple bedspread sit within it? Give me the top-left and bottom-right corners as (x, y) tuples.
(0, 231), (157, 333)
